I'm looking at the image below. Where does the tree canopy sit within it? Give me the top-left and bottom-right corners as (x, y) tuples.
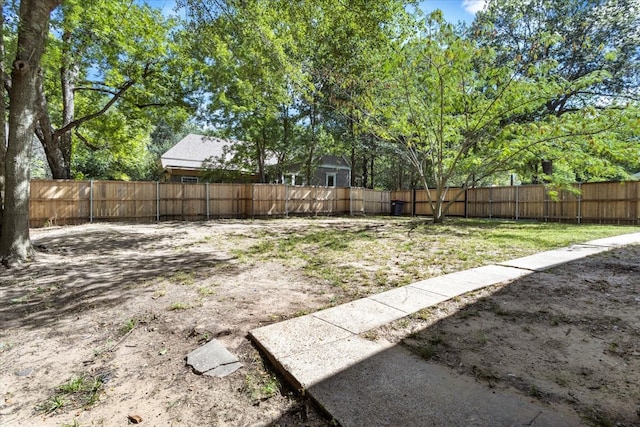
(359, 6), (639, 221)
(471, 0), (640, 183)
(30, 0), (200, 179)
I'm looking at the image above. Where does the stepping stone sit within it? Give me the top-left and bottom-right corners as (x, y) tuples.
(186, 339), (242, 378)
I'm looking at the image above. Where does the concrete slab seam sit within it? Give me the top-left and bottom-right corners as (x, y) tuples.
(369, 289), (453, 315)
(309, 313), (362, 336)
(405, 285), (450, 298)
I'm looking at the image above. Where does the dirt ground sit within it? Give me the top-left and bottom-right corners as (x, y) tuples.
(380, 245), (640, 427)
(1, 221), (337, 427)
(0, 219), (638, 426)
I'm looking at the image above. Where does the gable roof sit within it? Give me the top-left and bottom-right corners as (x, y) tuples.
(161, 134), (236, 170)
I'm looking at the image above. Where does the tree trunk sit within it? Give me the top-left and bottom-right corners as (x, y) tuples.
(0, 0), (59, 264)
(35, 24), (137, 179)
(258, 126), (266, 183)
(304, 100), (317, 185)
(349, 116), (356, 187)
(45, 28), (77, 179)
(361, 154), (368, 188)
(0, 2), (7, 228)
(34, 56), (73, 179)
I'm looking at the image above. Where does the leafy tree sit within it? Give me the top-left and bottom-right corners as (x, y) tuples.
(474, 0), (639, 110)
(180, 0), (300, 182)
(70, 110), (155, 181)
(179, 0), (412, 185)
(472, 0), (640, 181)
(367, 11), (634, 222)
(35, 0), (198, 179)
(1, 0), (60, 264)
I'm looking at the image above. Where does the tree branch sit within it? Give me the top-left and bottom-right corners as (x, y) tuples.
(52, 80), (135, 138)
(74, 129), (101, 151)
(72, 86), (120, 95)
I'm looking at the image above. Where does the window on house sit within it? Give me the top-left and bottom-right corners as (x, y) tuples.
(181, 176), (199, 183)
(326, 173), (336, 187)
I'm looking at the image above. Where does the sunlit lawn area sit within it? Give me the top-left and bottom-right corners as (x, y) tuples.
(232, 217), (640, 299)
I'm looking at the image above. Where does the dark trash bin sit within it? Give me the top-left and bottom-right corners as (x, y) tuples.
(391, 200), (404, 216)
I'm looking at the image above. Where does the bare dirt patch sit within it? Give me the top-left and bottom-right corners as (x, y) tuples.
(380, 245), (640, 426)
(0, 218), (638, 426)
(1, 220), (339, 427)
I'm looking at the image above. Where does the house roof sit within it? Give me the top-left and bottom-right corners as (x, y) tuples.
(318, 155), (351, 171)
(161, 134), (236, 170)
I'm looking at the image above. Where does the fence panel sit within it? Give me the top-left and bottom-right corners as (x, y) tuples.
(363, 189), (391, 215)
(349, 188), (365, 215)
(580, 181), (639, 224)
(515, 185), (545, 219)
(545, 188), (579, 222)
(335, 187), (351, 214)
(252, 184), (286, 217)
(27, 179), (640, 227)
(287, 186), (317, 215)
(30, 180), (90, 227)
(445, 188), (466, 217)
(207, 183), (248, 217)
(182, 183), (208, 220)
(91, 181), (156, 222)
(159, 183), (184, 220)
(399, 188), (465, 217)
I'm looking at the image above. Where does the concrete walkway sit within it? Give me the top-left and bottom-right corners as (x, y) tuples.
(249, 233), (640, 426)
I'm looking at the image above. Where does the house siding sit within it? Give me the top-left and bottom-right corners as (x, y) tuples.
(313, 167), (350, 187)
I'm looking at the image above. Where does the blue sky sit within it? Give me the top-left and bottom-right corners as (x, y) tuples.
(419, 0), (487, 24)
(142, 0), (486, 24)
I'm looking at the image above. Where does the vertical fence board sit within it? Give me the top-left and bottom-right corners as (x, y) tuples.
(253, 184), (286, 216)
(363, 189), (391, 215)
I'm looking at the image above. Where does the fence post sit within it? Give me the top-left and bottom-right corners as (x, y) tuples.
(181, 183), (185, 221)
(206, 183), (210, 221)
(156, 182), (160, 222)
(314, 186), (318, 217)
(515, 186), (519, 220)
(90, 180), (94, 223)
(464, 187), (468, 219)
(285, 184), (289, 217)
(412, 188), (416, 216)
(361, 189), (365, 216)
(577, 182), (582, 224)
(488, 187), (492, 219)
(544, 187), (549, 222)
(251, 184), (255, 219)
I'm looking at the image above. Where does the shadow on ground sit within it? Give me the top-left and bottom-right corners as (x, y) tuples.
(264, 245), (640, 427)
(0, 226), (236, 330)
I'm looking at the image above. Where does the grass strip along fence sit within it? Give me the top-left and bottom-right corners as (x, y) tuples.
(29, 179), (640, 228)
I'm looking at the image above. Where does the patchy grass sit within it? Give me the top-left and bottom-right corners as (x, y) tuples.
(170, 271), (197, 286)
(233, 218), (637, 298)
(5, 218), (638, 426)
(38, 374), (106, 414)
(168, 302), (190, 311)
(120, 318), (137, 335)
(241, 356), (283, 404)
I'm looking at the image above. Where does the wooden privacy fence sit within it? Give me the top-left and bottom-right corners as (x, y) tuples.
(28, 179), (640, 227)
(390, 181), (640, 224)
(29, 180), (392, 227)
